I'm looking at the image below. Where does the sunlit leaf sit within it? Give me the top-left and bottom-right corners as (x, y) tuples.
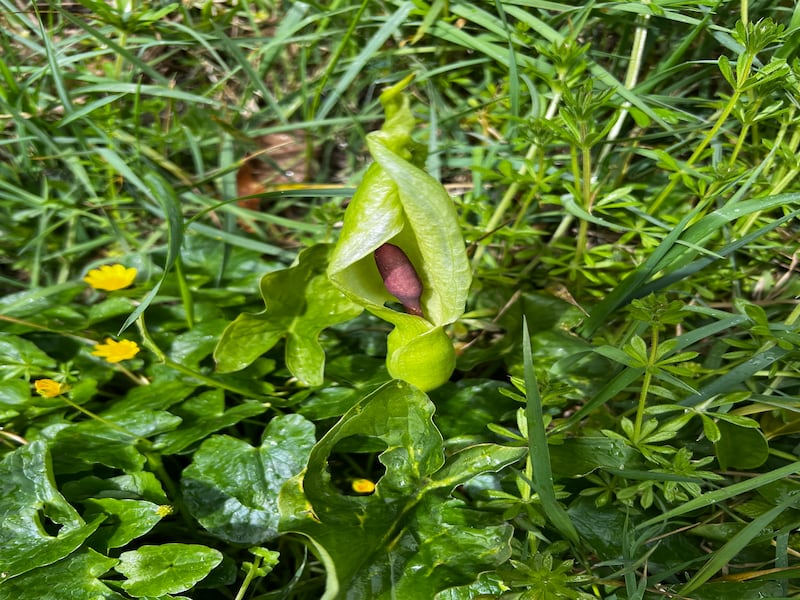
(114, 543), (222, 597)
(181, 414), (315, 544)
(214, 244), (362, 385)
(280, 381), (521, 599)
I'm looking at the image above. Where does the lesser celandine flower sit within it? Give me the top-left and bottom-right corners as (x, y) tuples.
(92, 338), (140, 363)
(83, 264), (137, 291)
(34, 379), (69, 398)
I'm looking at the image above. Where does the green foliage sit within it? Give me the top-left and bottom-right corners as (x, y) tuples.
(214, 244), (363, 385)
(280, 381), (524, 599)
(1, 1), (800, 599)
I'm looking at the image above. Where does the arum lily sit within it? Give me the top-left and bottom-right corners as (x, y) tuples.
(328, 76), (471, 391)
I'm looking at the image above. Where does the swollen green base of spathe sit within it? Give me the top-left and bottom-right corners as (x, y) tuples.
(386, 326), (456, 392)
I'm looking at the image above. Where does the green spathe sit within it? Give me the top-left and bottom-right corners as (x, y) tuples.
(327, 76), (471, 391)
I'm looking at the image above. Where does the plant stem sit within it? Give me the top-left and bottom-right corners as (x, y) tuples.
(633, 326), (659, 443)
(234, 553), (263, 600)
(599, 13), (649, 165)
(60, 393), (142, 440)
(175, 257), (194, 329)
(471, 92), (562, 269)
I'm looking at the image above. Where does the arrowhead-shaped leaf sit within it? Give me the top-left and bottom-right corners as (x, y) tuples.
(279, 381), (524, 599)
(214, 244), (362, 386)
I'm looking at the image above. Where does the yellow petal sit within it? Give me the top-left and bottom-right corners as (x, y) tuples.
(34, 379), (68, 398)
(83, 264), (137, 291)
(351, 478), (376, 494)
(91, 338), (140, 363)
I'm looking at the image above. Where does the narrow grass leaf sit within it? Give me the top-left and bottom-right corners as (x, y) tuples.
(310, 0), (369, 120)
(318, 2), (414, 120)
(187, 222), (293, 259)
(106, 166), (184, 334)
(58, 9), (169, 85)
(34, 5), (72, 113)
(579, 201), (708, 336)
(210, 27), (283, 122)
(522, 316), (580, 545)
(493, 0), (520, 122)
(640, 207), (800, 295)
(680, 345), (791, 407)
(680, 497), (796, 595)
(551, 367), (643, 435)
(638, 461), (800, 529)
(72, 83), (219, 106)
(57, 94), (132, 127)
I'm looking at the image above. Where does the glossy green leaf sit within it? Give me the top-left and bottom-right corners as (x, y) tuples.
(0, 379), (29, 419)
(0, 334), (55, 379)
(101, 379), (196, 414)
(567, 496), (628, 559)
(181, 414), (315, 544)
(114, 543), (222, 597)
(714, 420), (769, 470)
(327, 78), (471, 391)
(62, 471), (169, 506)
(549, 437), (643, 477)
(0, 441), (102, 582)
(0, 282), (84, 322)
(86, 296), (137, 326)
(153, 390), (267, 455)
(83, 498), (166, 550)
(214, 244), (362, 385)
(430, 444), (526, 489)
(46, 406), (181, 474)
(279, 381), (521, 599)
(0, 549), (122, 600)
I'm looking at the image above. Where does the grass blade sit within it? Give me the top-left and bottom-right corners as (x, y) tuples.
(681, 497), (796, 595)
(637, 460), (800, 529)
(318, 2), (415, 120)
(522, 316), (580, 545)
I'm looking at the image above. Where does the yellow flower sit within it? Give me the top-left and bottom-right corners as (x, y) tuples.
(34, 379), (70, 398)
(351, 478), (376, 495)
(92, 338), (140, 363)
(83, 264), (137, 291)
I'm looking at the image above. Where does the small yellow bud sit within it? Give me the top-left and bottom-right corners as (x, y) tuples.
(351, 478), (376, 494)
